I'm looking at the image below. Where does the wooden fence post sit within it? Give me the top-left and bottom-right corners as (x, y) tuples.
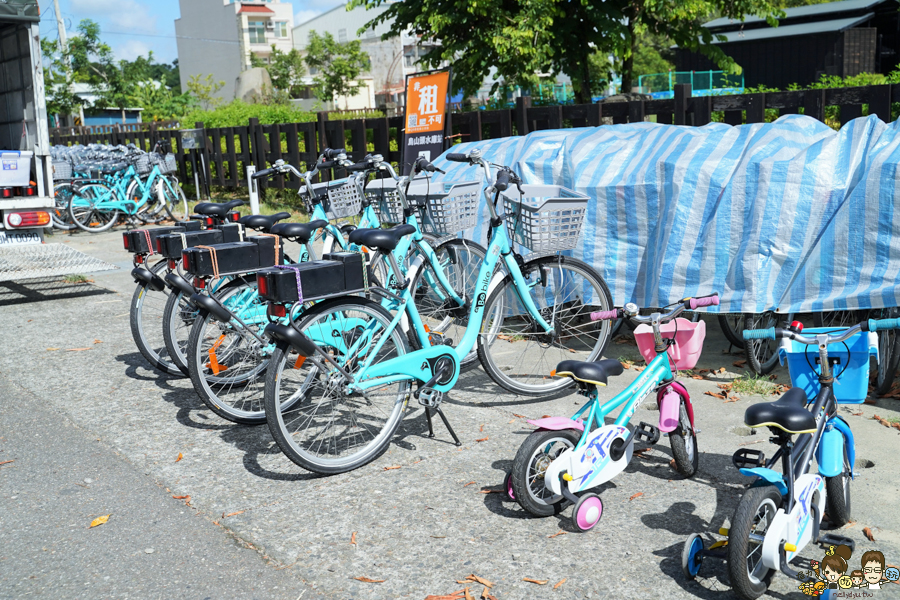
(746, 93), (766, 124)
(316, 111), (329, 181)
(627, 100), (645, 124)
(869, 84), (891, 122)
(674, 84), (692, 125)
(803, 89), (826, 123)
(692, 96), (712, 126)
(515, 96), (532, 136)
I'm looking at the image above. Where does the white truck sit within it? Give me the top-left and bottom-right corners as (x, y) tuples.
(0, 0), (115, 281)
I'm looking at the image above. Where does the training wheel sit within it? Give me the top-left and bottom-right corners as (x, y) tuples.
(572, 493), (603, 532)
(682, 533), (704, 579)
(503, 471), (515, 501)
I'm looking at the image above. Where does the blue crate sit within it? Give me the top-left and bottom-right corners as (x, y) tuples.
(778, 327), (878, 404)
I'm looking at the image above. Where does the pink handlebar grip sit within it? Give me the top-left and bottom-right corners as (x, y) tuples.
(590, 309), (620, 321)
(689, 295), (720, 309)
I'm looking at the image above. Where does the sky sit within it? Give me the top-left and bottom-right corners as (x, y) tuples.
(38, 0), (348, 64)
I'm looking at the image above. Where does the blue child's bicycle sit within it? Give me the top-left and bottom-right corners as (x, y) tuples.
(507, 295), (718, 531)
(680, 318), (896, 599)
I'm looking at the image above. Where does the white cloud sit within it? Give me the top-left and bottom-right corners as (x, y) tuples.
(115, 39), (152, 62)
(294, 10), (319, 26)
(70, 0), (158, 34)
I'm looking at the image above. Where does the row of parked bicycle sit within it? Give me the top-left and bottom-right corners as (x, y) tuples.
(50, 142), (189, 233)
(121, 147), (894, 599)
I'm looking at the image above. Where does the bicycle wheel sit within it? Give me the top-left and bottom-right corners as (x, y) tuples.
(159, 175), (189, 222)
(477, 254), (614, 396)
(51, 182), (76, 230)
(727, 485), (779, 599)
(719, 314), (746, 349)
(510, 428), (579, 517)
(125, 179), (162, 224)
(409, 238), (487, 368)
(669, 402), (698, 477)
(264, 297), (411, 474)
(186, 279), (272, 425)
(825, 447), (852, 527)
(129, 260), (183, 376)
(68, 182), (120, 232)
(744, 312), (793, 375)
(813, 310), (866, 328)
(162, 288), (196, 376)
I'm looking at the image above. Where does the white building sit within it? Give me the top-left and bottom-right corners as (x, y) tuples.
(175, 0), (294, 101)
(293, 3), (440, 110)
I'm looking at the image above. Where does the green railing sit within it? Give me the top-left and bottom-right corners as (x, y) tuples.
(638, 71), (745, 93)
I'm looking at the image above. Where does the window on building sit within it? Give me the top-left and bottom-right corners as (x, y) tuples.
(338, 28), (347, 43)
(248, 21), (266, 44)
(276, 21), (288, 38)
(404, 47), (416, 67)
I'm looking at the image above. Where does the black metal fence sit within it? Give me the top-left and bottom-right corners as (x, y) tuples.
(47, 83), (899, 193)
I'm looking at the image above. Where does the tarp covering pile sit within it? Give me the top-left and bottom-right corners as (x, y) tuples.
(430, 115), (900, 313)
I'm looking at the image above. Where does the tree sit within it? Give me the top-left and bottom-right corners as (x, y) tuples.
(351, 0), (783, 104)
(266, 47), (307, 98)
(186, 74), (225, 111)
(303, 30), (370, 109)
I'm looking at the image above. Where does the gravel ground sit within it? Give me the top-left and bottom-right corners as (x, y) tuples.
(2, 227), (900, 600)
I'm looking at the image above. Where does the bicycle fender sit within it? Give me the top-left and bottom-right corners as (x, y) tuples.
(263, 323), (317, 357)
(164, 272), (195, 298)
(831, 416), (855, 478)
(131, 266), (165, 292)
(739, 467), (788, 496)
(816, 423), (846, 478)
(527, 417), (585, 432)
(190, 293), (232, 323)
(656, 381), (693, 431)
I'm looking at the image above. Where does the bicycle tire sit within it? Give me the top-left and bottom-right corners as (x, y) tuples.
(510, 428), (579, 517)
(718, 314), (746, 349)
(160, 175), (189, 222)
(68, 182), (120, 233)
(825, 448), (852, 527)
(477, 254), (614, 396)
(408, 238), (487, 368)
(129, 260), (183, 376)
(126, 179), (162, 224)
(264, 296), (411, 474)
(668, 402), (698, 477)
(870, 308), (900, 396)
(51, 182), (77, 230)
(727, 485), (779, 600)
(744, 312), (794, 376)
(186, 278), (272, 425)
(161, 288), (196, 376)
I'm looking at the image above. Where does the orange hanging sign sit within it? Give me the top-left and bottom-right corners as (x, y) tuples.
(404, 70), (450, 135)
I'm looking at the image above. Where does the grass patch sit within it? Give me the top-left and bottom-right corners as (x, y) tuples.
(731, 373), (776, 396)
(63, 274), (90, 284)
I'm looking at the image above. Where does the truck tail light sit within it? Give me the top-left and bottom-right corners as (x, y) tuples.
(257, 273), (269, 297)
(0, 188), (12, 198)
(6, 211), (50, 228)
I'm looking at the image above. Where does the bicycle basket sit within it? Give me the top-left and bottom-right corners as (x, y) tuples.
(406, 179), (481, 235)
(322, 178), (363, 220)
(133, 154), (150, 175)
(162, 153), (177, 174)
(365, 178), (405, 223)
(51, 159), (72, 181)
(502, 185), (588, 252)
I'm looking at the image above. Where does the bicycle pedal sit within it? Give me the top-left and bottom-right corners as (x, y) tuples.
(634, 422), (660, 445)
(818, 533), (855, 552)
(417, 388), (443, 408)
(732, 448), (765, 470)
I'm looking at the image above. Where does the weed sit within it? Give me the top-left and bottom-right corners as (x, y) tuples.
(731, 373), (776, 396)
(63, 274), (89, 284)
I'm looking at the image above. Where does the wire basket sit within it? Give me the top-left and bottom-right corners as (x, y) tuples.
(502, 184), (589, 252)
(160, 153), (177, 174)
(51, 159), (72, 181)
(133, 154), (150, 175)
(365, 178), (405, 223)
(322, 178), (363, 219)
(406, 179), (481, 235)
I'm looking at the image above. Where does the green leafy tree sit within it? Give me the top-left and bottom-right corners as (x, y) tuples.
(352, 0), (783, 104)
(42, 38), (85, 120)
(187, 74), (225, 111)
(267, 46), (307, 98)
(303, 30), (370, 109)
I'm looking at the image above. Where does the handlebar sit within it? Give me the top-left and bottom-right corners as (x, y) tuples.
(866, 317), (900, 332)
(741, 316), (900, 345)
(495, 169), (510, 192)
(446, 153), (469, 163)
(252, 168), (275, 180)
(323, 148), (345, 159)
(345, 160), (372, 173)
(688, 295), (720, 309)
(590, 293), (720, 326)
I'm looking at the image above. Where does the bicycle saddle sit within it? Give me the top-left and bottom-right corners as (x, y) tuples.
(270, 220), (327, 244)
(195, 200), (245, 217)
(554, 359), (624, 386)
(744, 387), (816, 434)
(239, 212), (291, 233)
(348, 224), (416, 252)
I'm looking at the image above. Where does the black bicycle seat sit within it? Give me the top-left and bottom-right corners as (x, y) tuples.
(270, 220), (327, 244)
(554, 359), (624, 386)
(348, 224), (416, 252)
(195, 200), (245, 217)
(744, 387), (816, 434)
(238, 212), (291, 233)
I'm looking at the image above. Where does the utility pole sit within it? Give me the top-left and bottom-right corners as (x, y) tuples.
(52, 0), (83, 127)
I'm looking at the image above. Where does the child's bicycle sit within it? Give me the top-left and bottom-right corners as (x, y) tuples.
(506, 295), (718, 531)
(679, 318), (895, 599)
(259, 149), (614, 474)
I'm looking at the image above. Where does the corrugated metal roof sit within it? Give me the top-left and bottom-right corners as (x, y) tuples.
(709, 13), (873, 43)
(704, 0), (885, 29)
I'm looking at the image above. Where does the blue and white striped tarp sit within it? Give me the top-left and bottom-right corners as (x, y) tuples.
(430, 114), (900, 313)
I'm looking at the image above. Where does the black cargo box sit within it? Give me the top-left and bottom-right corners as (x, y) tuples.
(182, 236), (281, 277)
(123, 221), (201, 254)
(322, 252), (366, 292)
(257, 254), (367, 304)
(157, 223), (243, 258)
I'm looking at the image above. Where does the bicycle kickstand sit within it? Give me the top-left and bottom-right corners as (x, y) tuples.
(417, 388), (461, 447)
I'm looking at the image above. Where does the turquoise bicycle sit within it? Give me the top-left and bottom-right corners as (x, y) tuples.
(260, 149), (614, 474)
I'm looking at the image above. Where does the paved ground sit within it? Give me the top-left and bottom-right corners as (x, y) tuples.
(2, 226), (900, 600)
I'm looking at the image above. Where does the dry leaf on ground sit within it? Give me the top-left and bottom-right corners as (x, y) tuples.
(354, 576), (385, 583)
(523, 577), (549, 584)
(512, 413), (527, 419)
(719, 367), (726, 373)
(46, 348), (59, 351)
(463, 481), (476, 487)
(466, 574), (494, 587)
(172, 495), (190, 501)
(383, 465), (401, 470)
(93, 339), (102, 344)
(547, 530), (566, 538)
(475, 437), (488, 443)
(351, 532), (357, 545)
(704, 391), (726, 400)
(67, 347), (91, 352)
(223, 510), (244, 518)
(89, 514), (110, 528)
(0, 460), (14, 466)
(733, 360), (747, 368)
(863, 527), (876, 541)
(175, 453), (183, 462)
(629, 492), (644, 501)
(554, 579), (567, 589)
